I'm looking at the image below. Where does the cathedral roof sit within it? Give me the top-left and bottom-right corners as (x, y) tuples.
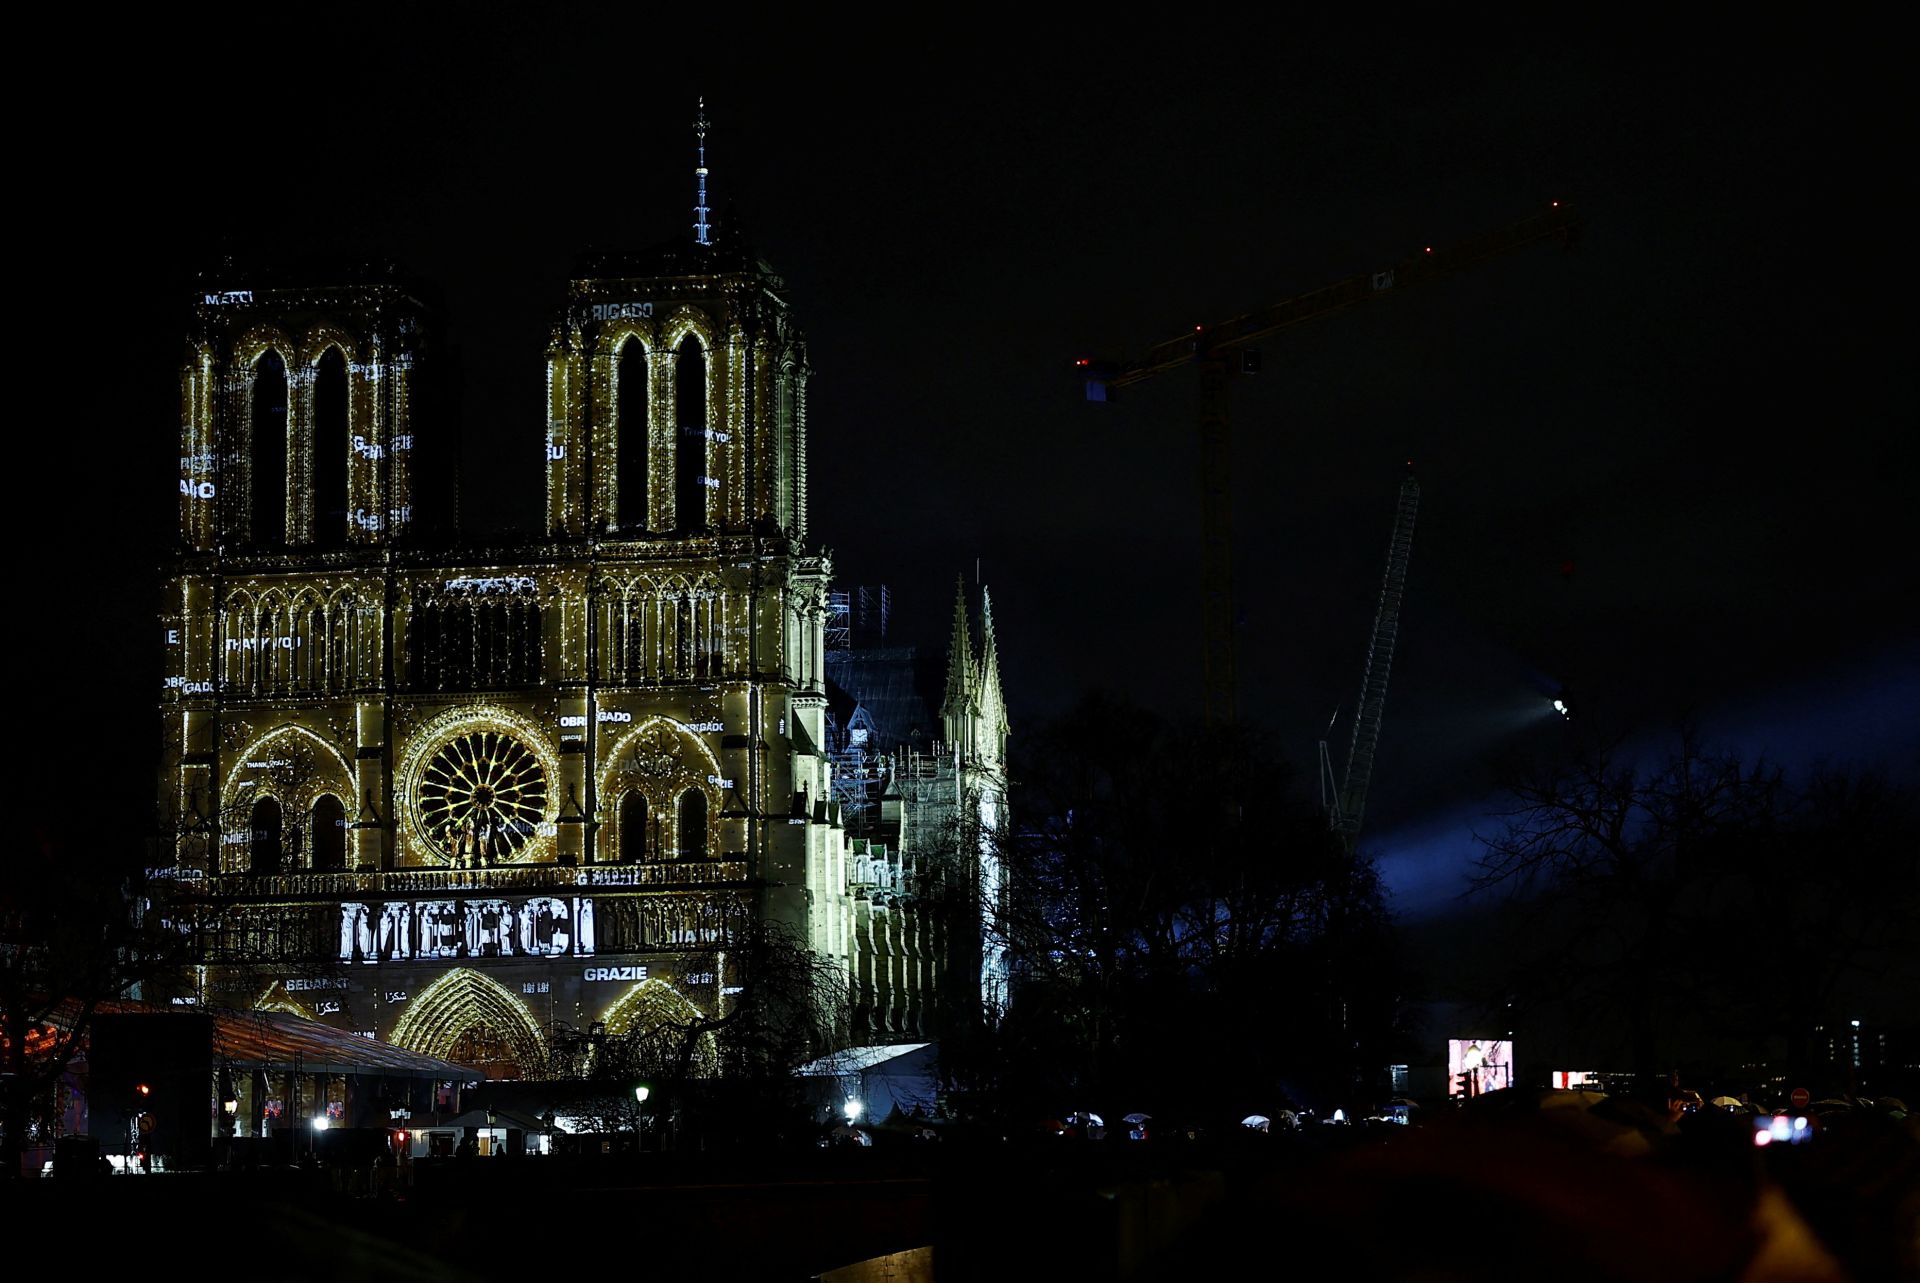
(574, 229), (780, 286)
(193, 253), (437, 310)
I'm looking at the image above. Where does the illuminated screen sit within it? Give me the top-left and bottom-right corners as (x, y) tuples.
(1447, 1038), (1514, 1097)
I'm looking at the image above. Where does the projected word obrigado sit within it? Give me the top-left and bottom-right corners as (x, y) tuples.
(588, 302), (653, 321)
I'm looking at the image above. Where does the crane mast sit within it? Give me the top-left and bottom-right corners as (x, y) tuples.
(1082, 202), (1578, 725)
(1322, 468), (1420, 842)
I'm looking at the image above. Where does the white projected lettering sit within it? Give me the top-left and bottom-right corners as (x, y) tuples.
(583, 965), (648, 982)
(707, 775), (735, 789)
(245, 758), (292, 769)
(284, 977), (348, 992)
(203, 290), (253, 305)
(589, 302), (653, 321)
(145, 866), (205, 882)
(418, 900), (462, 959)
(559, 710), (632, 727)
(519, 896), (573, 957)
(227, 637), (301, 652)
(468, 898), (515, 957)
(180, 453), (216, 471)
(392, 434), (414, 451)
(180, 479), (216, 499)
(165, 676), (212, 694)
(353, 436), (385, 460)
(683, 721), (724, 733)
(700, 476), (720, 489)
(443, 576), (535, 594)
(546, 442), (566, 461)
(339, 896), (592, 963)
(378, 904), (411, 960)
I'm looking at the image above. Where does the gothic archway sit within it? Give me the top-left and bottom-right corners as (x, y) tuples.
(390, 967), (548, 1079)
(600, 978), (719, 1077)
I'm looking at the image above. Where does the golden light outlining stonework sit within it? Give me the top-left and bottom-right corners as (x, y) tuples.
(160, 245), (1004, 1075)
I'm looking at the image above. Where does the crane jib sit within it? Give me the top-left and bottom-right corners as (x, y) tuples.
(1104, 204), (1580, 389)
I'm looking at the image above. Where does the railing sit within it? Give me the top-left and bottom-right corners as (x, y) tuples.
(207, 859), (751, 898)
(575, 861), (750, 887)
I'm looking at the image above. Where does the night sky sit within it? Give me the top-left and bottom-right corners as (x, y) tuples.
(39, 30), (1914, 916)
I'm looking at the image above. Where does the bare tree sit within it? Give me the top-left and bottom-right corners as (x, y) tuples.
(532, 920), (850, 1149)
(938, 690), (1408, 1126)
(1471, 730), (1919, 1089)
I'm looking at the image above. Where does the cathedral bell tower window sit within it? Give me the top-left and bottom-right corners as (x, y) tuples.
(617, 336), (648, 530)
(250, 350), (288, 546)
(313, 347), (349, 546)
(675, 334), (707, 531)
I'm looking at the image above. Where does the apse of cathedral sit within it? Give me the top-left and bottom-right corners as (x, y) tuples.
(156, 144), (1008, 1078)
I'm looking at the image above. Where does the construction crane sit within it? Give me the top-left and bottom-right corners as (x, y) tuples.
(1081, 202), (1580, 724)
(1320, 466), (1420, 848)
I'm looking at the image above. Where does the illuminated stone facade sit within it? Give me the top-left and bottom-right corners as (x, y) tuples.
(158, 244), (1005, 1076)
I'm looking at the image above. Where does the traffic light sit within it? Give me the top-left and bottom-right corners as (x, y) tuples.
(1456, 1072), (1473, 1098)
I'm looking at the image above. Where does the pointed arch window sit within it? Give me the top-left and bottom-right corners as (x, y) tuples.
(617, 337), (648, 530)
(619, 791), (651, 863)
(314, 348), (349, 546)
(311, 794), (347, 870)
(674, 335), (707, 531)
(250, 350), (288, 546)
(676, 789), (707, 860)
(248, 797), (283, 874)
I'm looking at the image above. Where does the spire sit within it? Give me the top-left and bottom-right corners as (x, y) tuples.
(940, 572), (975, 745)
(944, 576), (975, 718)
(976, 587), (1010, 765)
(693, 98), (712, 246)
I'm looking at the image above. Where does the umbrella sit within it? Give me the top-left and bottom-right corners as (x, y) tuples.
(1067, 1111), (1104, 1128)
(1122, 1113), (1151, 1125)
(1240, 1115), (1270, 1131)
(1710, 1096), (1744, 1109)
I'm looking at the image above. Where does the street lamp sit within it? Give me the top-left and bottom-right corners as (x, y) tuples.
(844, 1099), (863, 1123)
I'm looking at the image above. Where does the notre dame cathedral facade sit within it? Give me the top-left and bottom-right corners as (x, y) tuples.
(156, 231), (1007, 1079)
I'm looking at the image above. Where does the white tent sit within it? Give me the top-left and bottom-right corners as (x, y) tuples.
(794, 1043), (941, 1124)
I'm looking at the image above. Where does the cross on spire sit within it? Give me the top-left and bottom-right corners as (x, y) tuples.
(693, 98), (711, 246)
